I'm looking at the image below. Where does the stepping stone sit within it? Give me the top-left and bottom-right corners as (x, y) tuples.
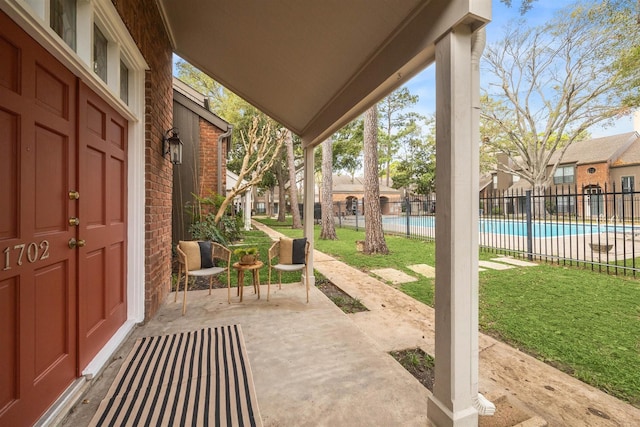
(370, 268), (418, 284)
(407, 264), (436, 278)
(479, 260), (514, 270)
(491, 257), (537, 267)
(408, 263), (489, 275)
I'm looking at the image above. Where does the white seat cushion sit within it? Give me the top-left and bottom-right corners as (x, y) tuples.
(187, 266), (226, 277)
(272, 263), (305, 272)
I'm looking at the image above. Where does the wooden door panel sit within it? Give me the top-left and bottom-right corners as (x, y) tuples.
(34, 125), (68, 232)
(34, 262), (70, 380)
(35, 63), (70, 119)
(0, 276), (18, 415)
(0, 109), (18, 240)
(84, 248), (106, 333)
(109, 156), (125, 223)
(78, 82), (127, 370)
(0, 34), (20, 92)
(107, 241), (125, 313)
(85, 146), (106, 226)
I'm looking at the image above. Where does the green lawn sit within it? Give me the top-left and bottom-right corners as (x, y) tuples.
(255, 217), (640, 407)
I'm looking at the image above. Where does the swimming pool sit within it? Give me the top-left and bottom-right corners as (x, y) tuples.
(382, 216), (636, 238)
(479, 219), (596, 237)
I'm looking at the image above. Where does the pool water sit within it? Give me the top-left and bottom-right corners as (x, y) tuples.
(382, 216), (636, 238)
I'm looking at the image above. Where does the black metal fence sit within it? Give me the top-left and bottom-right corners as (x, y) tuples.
(332, 186), (640, 276)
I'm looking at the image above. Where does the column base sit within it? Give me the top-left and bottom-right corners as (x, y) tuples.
(427, 395), (478, 427)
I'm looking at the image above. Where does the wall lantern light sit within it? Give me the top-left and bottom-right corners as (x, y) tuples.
(163, 127), (183, 165)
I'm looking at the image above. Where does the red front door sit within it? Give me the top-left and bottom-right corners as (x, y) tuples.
(0, 12), (78, 425)
(0, 11), (128, 426)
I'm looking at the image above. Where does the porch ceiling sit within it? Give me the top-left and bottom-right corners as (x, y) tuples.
(157, 0), (490, 147)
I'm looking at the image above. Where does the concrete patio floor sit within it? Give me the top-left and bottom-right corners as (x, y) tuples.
(61, 283), (431, 427)
(59, 222), (640, 426)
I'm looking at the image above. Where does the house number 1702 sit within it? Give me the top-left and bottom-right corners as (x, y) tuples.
(3, 241), (50, 270)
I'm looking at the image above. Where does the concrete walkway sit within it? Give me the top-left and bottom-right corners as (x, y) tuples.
(253, 221), (640, 426)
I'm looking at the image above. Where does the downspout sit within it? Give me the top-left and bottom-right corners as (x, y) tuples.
(470, 26), (496, 417)
(217, 125), (233, 195)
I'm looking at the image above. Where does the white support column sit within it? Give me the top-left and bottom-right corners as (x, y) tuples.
(303, 146), (315, 284)
(427, 25), (479, 427)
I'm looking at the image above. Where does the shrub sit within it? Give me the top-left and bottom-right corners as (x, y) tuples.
(188, 212), (227, 245)
(185, 191), (244, 244)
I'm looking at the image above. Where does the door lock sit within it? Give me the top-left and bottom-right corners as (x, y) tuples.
(68, 238), (86, 249)
(69, 217), (80, 226)
(69, 190), (80, 200)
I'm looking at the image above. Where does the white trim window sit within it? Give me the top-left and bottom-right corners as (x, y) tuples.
(553, 165), (575, 185)
(49, 0), (76, 50)
(622, 176), (634, 193)
(23, 0), (141, 106)
(93, 23), (107, 82)
(120, 60), (129, 104)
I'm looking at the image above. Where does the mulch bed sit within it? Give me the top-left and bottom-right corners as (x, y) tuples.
(389, 348), (435, 391)
(316, 279), (368, 314)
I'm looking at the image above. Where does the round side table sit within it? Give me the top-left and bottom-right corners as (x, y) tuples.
(232, 260), (263, 301)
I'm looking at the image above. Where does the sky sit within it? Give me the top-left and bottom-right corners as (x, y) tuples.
(404, 0), (636, 138)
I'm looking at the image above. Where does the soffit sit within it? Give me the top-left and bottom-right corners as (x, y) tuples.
(157, 0), (490, 147)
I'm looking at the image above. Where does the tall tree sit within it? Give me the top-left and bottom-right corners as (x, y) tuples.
(500, 0), (538, 14)
(482, 0), (640, 195)
(175, 60), (258, 141)
(391, 118), (436, 195)
(272, 149), (287, 222)
(331, 118), (363, 181)
(363, 105), (389, 254)
(378, 87), (423, 187)
(285, 130), (302, 228)
(320, 137), (338, 240)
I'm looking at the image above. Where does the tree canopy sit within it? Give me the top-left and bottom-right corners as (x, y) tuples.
(390, 117), (436, 195)
(481, 0), (640, 192)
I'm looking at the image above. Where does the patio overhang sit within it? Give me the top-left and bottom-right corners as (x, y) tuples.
(157, 1), (491, 425)
(156, 0), (490, 147)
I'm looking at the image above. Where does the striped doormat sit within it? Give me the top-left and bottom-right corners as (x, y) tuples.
(90, 326), (262, 426)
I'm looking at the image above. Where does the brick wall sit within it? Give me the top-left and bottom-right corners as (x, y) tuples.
(113, 0), (173, 320)
(199, 118), (228, 210)
(576, 163), (610, 188)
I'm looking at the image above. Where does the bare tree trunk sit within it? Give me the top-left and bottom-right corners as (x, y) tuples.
(363, 105), (389, 254)
(268, 188), (274, 217)
(285, 130), (302, 228)
(251, 185), (258, 215)
(213, 116), (284, 224)
(274, 161), (287, 222)
(320, 137), (337, 240)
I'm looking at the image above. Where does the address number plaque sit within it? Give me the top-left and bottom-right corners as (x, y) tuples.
(3, 240), (50, 270)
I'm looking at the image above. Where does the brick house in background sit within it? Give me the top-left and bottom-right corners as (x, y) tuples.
(254, 174), (405, 218)
(546, 132), (640, 192)
(329, 174), (403, 216)
(483, 131), (640, 218)
(171, 78), (232, 245)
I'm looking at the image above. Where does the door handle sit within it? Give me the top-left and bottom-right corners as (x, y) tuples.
(69, 190), (80, 200)
(68, 238), (86, 249)
(69, 217), (80, 226)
